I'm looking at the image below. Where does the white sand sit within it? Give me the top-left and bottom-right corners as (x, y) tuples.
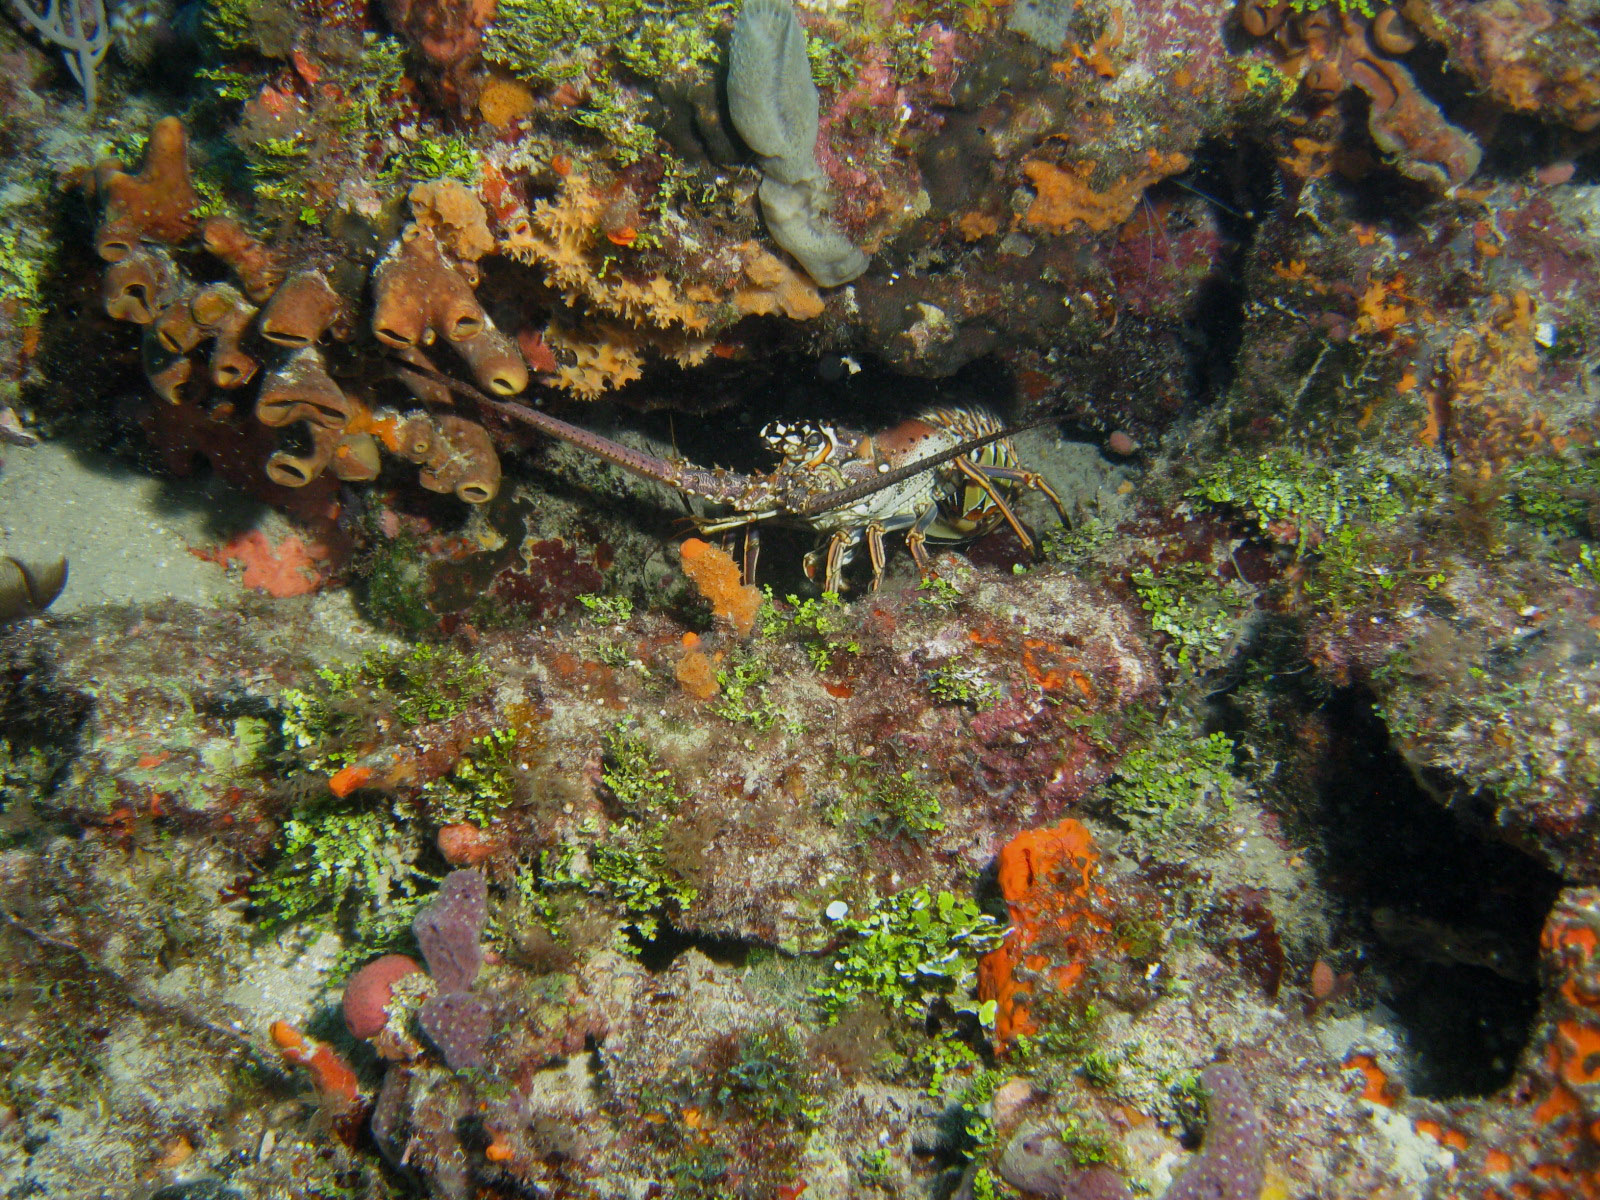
(0, 438), (255, 611)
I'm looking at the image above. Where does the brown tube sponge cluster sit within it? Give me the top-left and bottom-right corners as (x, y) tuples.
(372, 224), (528, 397)
(95, 119), (523, 506)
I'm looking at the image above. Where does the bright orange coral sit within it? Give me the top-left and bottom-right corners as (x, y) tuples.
(679, 538), (762, 637)
(270, 1020), (361, 1114)
(675, 635), (721, 700)
(197, 530), (332, 597)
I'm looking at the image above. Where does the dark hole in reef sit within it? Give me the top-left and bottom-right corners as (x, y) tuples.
(1145, 134), (1273, 412)
(1313, 685), (1558, 1098)
(628, 915), (758, 973)
(1476, 110), (1585, 183)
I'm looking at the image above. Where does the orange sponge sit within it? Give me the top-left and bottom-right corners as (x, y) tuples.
(977, 818), (1112, 1046)
(679, 538), (761, 636)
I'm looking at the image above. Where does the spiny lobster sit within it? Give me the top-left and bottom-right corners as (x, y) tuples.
(400, 365), (1070, 593)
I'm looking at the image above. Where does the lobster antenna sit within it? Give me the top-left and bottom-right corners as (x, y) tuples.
(795, 414), (1060, 517)
(393, 365), (691, 484)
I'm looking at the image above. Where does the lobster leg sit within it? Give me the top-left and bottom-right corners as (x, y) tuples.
(742, 526), (762, 585)
(865, 523), (888, 591)
(954, 456), (1036, 557)
(969, 463), (1073, 525)
(823, 532), (851, 594)
(905, 504), (940, 576)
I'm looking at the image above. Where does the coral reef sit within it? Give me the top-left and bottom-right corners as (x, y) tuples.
(6, 0), (1600, 1196)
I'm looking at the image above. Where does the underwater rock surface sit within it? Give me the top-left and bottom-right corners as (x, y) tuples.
(0, 0), (1598, 1194)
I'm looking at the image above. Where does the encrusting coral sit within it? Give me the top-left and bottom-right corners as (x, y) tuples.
(1021, 151), (1193, 236)
(94, 119), (516, 505)
(978, 817), (1114, 1047)
(678, 537), (762, 637)
(498, 169), (828, 398)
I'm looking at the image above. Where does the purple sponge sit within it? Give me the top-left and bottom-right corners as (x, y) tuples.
(413, 868), (487, 993)
(1166, 1063), (1265, 1200)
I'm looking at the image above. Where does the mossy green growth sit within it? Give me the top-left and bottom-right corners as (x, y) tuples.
(1102, 723), (1240, 846)
(1571, 544), (1600, 588)
(252, 804), (429, 948)
(487, 0), (730, 85)
(1187, 447), (1412, 556)
(426, 727), (524, 824)
(359, 535), (437, 638)
(540, 818), (696, 943)
(1042, 514), (1115, 569)
(805, 26), (853, 91)
(712, 653), (780, 729)
(926, 662), (1001, 709)
(1051, 1110), (1116, 1166)
(762, 589), (859, 671)
(280, 645), (490, 772)
(1287, 0), (1374, 14)
(541, 725), (696, 943)
(813, 886), (1003, 1026)
(381, 130), (480, 185)
(579, 592), (634, 626)
(0, 742), (56, 835)
(1130, 562), (1251, 672)
(916, 574), (964, 609)
(484, 0), (726, 163)
(909, 1036), (984, 1099)
(200, 0), (267, 54)
(242, 132), (318, 216)
(601, 722), (683, 814)
(864, 769), (945, 838)
(1502, 451), (1600, 542)
(0, 229), (47, 322)
(589, 828), (697, 941)
(341, 36), (410, 135)
(713, 1025), (824, 1127)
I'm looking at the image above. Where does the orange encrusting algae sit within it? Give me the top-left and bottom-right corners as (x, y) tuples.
(675, 632), (722, 699)
(270, 1020), (361, 1114)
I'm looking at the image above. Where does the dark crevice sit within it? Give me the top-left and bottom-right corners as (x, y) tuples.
(1159, 135), (1277, 412)
(630, 916), (763, 973)
(1309, 686), (1558, 1098)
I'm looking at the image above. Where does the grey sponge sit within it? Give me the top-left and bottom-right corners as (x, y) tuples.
(728, 0), (819, 178)
(759, 177), (870, 287)
(728, 0), (869, 286)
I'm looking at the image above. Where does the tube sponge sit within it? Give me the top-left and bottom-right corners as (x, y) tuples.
(728, 0), (819, 181)
(759, 176), (870, 288)
(728, 0), (869, 287)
